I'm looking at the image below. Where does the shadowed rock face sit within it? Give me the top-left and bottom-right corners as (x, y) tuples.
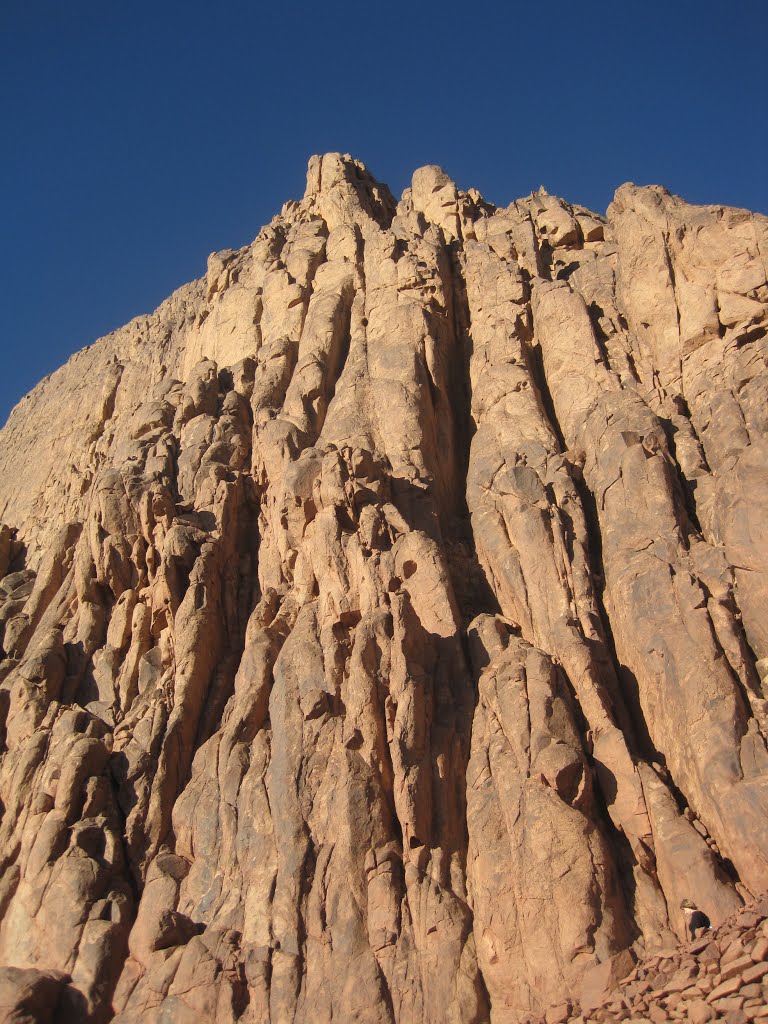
(0, 152), (766, 1023)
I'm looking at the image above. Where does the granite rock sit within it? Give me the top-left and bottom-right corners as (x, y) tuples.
(0, 155), (767, 1022)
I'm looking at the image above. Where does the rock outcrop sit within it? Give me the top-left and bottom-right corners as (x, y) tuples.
(0, 153), (766, 1022)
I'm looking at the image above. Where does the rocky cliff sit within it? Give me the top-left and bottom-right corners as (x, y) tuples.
(0, 154), (767, 1023)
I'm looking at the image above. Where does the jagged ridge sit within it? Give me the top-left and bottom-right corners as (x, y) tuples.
(0, 153), (767, 1023)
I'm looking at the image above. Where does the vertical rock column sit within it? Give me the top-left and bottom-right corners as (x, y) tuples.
(533, 278), (768, 894)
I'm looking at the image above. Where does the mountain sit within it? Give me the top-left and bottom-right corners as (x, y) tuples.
(0, 153), (767, 1023)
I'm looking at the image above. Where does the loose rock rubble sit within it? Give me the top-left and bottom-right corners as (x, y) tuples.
(0, 154), (766, 1022)
(536, 894), (768, 1024)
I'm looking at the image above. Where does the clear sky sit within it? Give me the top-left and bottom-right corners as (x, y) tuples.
(1, 0), (766, 425)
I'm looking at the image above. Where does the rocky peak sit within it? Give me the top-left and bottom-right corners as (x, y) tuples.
(0, 156), (767, 1023)
(301, 151), (396, 230)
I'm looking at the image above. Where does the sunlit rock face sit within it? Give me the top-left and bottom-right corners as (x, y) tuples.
(0, 153), (767, 1023)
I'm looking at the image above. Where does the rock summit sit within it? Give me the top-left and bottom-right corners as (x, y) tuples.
(0, 154), (767, 1022)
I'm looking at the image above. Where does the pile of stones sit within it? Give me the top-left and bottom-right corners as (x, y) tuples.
(541, 895), (768, 1023)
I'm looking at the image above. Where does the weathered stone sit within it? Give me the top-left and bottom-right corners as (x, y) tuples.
(0, 967), (69, 1024)
(723, 955), (758, 981)
(687, 1002), (715, 1024)
(580, 950), (637, 1012)
(709, 976), (745, 1002)
(545, 1001), (572, 1024)
(742, 961), (768, 985)
(0, 154), (767, 1022)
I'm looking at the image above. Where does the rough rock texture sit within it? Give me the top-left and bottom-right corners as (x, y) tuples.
(0, 153), (767, 1023)
(558, 893), (768, 1023)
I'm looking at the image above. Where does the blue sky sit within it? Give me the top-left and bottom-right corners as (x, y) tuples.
(1, 0), (766, 424)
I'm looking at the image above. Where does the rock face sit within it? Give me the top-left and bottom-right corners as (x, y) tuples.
(0, 153), (766, 1023)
